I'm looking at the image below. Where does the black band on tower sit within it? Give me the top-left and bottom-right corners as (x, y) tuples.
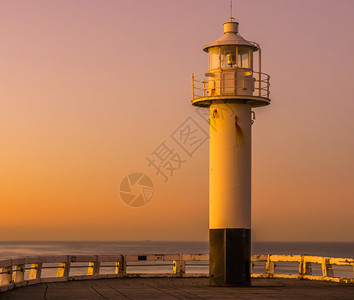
(209, 228), (251, 286)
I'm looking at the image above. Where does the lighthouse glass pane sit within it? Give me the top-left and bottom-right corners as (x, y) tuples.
(237, 54), (242, 67)
(237, 53), (249, 68)
(242, 53), (249, 68)
(220, 46), (236, 68)
(237, 47), (251, 68)
(209, 48), (220, 70)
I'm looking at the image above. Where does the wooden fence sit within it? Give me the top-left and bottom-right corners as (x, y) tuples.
(0, 254), (353, 291)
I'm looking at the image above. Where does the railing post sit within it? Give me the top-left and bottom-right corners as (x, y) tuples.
(120, 255), (127, 275)
(57, 260), (70, 278)
(87, 260), (100, 276)
(192, 73), (195, 100)
(299, 255), (306, 276)
(88, 262), (94, 275)
(258, 46), (262, 96)
(173, 255), (185, 277)
(299, 255), (305, 276)
(57, 263), (65, 277)
(267, 76), (270, 98)
(203, 80), (206, 97)
(115, 261), (126, 275)
(180, 260), (186, 276)
(258, 73), (261, 97)
(0, 267), (12, 285)
(299, 255), (312, 277)
(13, 264), (24, 282)
(265, 254), (275, 278)
(322, 258), (334, 277)
(29, 263), (42, 280)
(173, 260), (178, 275)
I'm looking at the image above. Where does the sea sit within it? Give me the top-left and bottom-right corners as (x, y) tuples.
(0, 241), (353, 260)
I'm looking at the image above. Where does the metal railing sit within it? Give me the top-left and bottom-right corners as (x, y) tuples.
(251, 254), (354, 284)
(192, 71), (270, 100)
(0, 254), (353, 292)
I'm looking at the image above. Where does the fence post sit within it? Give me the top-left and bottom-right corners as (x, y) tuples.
(115, 261), (126, 275)
(0, 267), (12, 285)
(173, 255), (185, 277)
(258, 46), (262, 97)
(299, 255), (304, 277)
(29, 263), (42, 280)
(322, 258), (334, 277)
(267, 76), (270, 98)
(192, 73), (195, 99)
(87, 262), (94, 275)
(173, 260), (179, 275)
(87, 259), (100, 276)
(115, 255), (126, 275)
(57, 260), (70, 278)
(299, 255), (312, 277)
(180, 260), (186, 276)
(13, 264), (25, 282)
(56, 263), (65, 277)
(265, 255), (275, 278)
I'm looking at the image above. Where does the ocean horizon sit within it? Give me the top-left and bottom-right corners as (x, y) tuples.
(0, 241), (353, 260)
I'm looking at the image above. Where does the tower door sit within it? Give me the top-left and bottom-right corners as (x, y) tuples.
(221, 71), (236, 95)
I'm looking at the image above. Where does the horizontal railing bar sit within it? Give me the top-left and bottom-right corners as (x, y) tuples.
(127, 264), (173, 267)
(274, 264), (299, 268)
(332, 268), (354, 272)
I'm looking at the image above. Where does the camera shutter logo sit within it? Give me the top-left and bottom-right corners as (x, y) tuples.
(119, 173), (154, 207)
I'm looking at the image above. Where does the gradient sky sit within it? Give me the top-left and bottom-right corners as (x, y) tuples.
(0, 0), (353, 242)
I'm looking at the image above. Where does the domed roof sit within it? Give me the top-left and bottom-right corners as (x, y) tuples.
(203, 22), (258, 52)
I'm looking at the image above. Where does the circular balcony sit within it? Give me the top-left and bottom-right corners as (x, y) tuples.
(191, 71), (271, 108)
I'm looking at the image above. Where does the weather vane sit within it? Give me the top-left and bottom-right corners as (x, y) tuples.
(230, 0), (235, 22)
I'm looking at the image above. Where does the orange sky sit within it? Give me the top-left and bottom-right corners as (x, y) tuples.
(0, 0), (353, 242)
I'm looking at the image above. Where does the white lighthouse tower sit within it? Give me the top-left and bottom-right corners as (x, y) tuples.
(191, 15), (271, 286)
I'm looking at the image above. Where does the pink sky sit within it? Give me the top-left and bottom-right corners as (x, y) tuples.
(0, 0), (353, 241)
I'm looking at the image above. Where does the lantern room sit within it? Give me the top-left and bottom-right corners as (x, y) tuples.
(192, 21), (271, 107)
(206, 22), (255, 70)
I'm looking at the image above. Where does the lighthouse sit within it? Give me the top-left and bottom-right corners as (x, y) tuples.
(191, 17), (271, 286)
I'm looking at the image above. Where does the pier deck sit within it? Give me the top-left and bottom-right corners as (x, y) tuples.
(1, 278), (353, 300)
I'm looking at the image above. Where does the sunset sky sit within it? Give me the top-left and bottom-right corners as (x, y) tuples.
(0, 0), (353, 242)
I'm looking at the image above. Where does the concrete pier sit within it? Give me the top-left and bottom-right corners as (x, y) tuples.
(1, 278), (353, 299)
